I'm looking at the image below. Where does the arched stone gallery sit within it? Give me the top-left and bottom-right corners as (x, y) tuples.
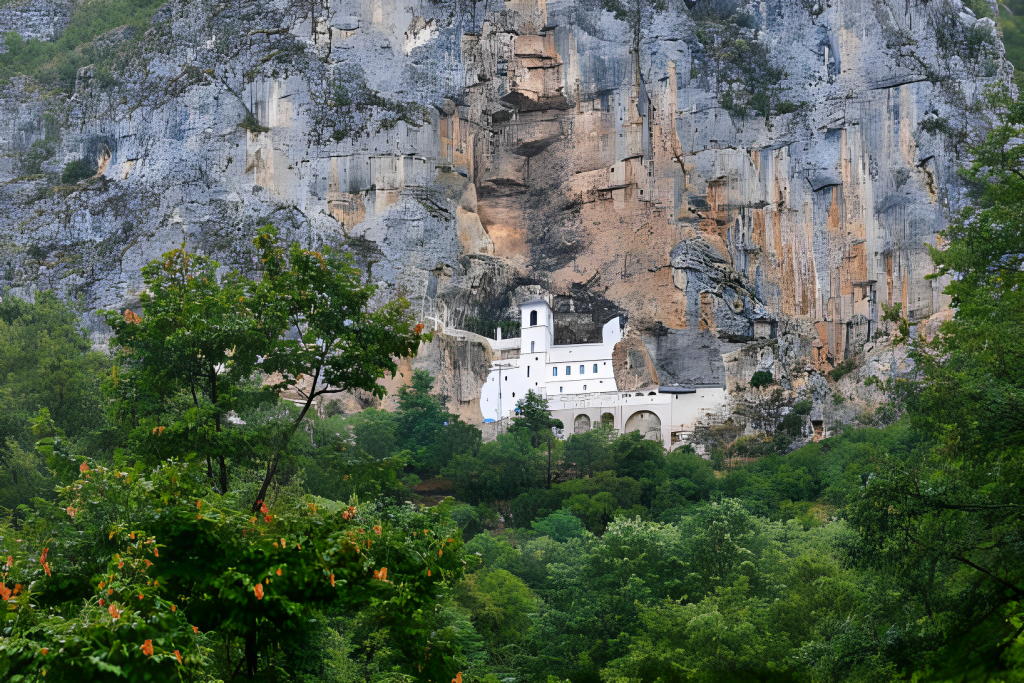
(625, 410), (662, 440)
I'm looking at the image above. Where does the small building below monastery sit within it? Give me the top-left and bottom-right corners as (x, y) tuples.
(479, 298), (728, 449)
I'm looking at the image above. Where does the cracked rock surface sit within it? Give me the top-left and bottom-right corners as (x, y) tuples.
(0, 0), (1006, 414)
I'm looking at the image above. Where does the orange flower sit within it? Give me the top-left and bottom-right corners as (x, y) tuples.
(171, 604), (176, 612)
(259, 501), (269, 515)
(373, 525), (382, 535)
(123, 309), (141, 324)
(138, 593), (144, 600)
(40, 648), (48, 656)
(40, 547), (48, 564)
(43, 562), (51, 577)
(119, 560), (125, 568)
(330, 573), (335, 587)
(427, 570), (432, 577)
(79, 461), (89, 473)
(373, 567), (388, 581)
(253, 583), (264, 600)
(67, 506), (78, 519)
(414, 323), (424, 335)
(192, 626), (199, 634)
(153, 547), (159, 557)
(99, 581), (105, 589)
(280, 538), (286, 547)
(0, 584), (10, 601)
(108, 603), (121, 620)
(108, 588), (113, 596)
(276, 568), (282, 576)
(453, 672), (462, 683)
(196, 500), (202, 509)
(438, 550), (443, 557)
(264, 514), (272, 523)
(175, 650), (183, 664)
(5, 555), (11, 569)
(140, 639), (154, 656)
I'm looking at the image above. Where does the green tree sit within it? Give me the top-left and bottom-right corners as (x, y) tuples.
(102, 246), (268, 493)
(249, 225), (427, 510)
(0, 291), (109, 451)
(853, 83), (1024, 679)
(512, 390), (563, 489)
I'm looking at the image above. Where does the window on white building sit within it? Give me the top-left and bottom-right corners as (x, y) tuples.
(553, 367), (557, 376)
(566, 366), (571, 375)
(593, 364), (598, 373)
(559, 387), (563, 393)
(527, 366), (530, 377)
(583, 385), (587, 390)
(530, 311), (537, 326)
(580, 365), (584, 374)
(531, 341), (535, 352)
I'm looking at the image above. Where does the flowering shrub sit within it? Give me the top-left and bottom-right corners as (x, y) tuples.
(0, 459), (465, 681)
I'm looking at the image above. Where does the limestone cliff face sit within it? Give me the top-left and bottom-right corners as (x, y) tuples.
(0, 0), (1007, 408)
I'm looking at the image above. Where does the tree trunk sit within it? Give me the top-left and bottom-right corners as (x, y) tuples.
(251, 367), (320, 512)
(210, 366), (228, 493)
(245, 630), (258, 679)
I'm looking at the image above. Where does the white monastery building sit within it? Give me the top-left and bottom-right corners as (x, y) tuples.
(479, 298), (728, 449)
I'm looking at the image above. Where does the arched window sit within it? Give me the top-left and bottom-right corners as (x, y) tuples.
(530, 341), (535, 352)
(530, 310), (537, 326)
(583, 385), (587, 391)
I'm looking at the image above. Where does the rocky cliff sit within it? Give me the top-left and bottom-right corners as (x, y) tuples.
(0, 0), (1008, 420)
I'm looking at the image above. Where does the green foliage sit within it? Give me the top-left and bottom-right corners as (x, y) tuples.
(530, 509), (585, 542)
(100, 225), (427, 503)
(856, 81), (1024, 678)
(512, 390), (563, 447)
(0, 0), (168, 90)
(0, 292), (108, 510)
(238, 111), (271, 133)
(828, 357), (857, 381)
(690, 5), (790, 120)
(0, 459), (466, 681)
(999, 1), (1024, 70)
(60, 157), (96, 184)
(749, 369), (773, 388)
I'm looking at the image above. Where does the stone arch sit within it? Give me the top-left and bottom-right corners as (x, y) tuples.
(601, 412), (614, 428)
(625, 410), (662, 441)
(574, 414), (591, 434)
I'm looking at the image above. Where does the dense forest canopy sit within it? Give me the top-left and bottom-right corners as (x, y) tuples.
(0, 3), (1023, 682)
